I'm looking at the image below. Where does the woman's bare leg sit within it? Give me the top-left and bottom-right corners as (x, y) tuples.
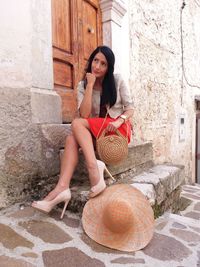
(71, 118), (100, 186)
(44, 134), (79, 201)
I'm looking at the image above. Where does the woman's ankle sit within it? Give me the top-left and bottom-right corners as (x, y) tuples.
(87, 165), (100, 187)
(44, 185), (69, 201)
(56, 183), (69, 191)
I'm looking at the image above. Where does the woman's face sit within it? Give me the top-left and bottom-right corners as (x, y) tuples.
(91, 52), (108, 79)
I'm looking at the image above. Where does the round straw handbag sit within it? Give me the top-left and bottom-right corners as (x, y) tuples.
(96, 128), (128, 165)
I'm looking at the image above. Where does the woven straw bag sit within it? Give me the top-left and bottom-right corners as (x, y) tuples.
(96, 128), (128, 165)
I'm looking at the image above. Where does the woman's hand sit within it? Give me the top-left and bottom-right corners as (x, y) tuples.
(105, 119), (124, 132)
(86, 73), (96, 87)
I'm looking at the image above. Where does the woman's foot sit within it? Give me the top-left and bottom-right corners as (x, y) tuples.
(89, 160), (112, 198)
(31, 188), (71, 219)
(43, 185), (69, 201)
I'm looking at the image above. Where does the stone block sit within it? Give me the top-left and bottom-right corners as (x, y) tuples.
(131, 183), (156, 205)
(0, 123), (71, 207)
(31, 88), (62, 124)
(0, 87), (70, 208)
(108, 141), (153, 175)
(131, 164), (185, 204)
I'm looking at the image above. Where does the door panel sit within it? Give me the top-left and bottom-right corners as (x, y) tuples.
(52, 0), (71, 51)
(53, 61), (73, 88)
(83, 1), (98, 59)
(52, 0), (79, 122)
(78, 0), (102, 81)
(52, 0), (102, 122)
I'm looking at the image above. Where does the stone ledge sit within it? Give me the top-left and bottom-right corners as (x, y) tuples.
(108, 141), (153, 175)
(68, 164), (185, 217)
(31, 88), (62, 124)
(130, 164), (185, 205)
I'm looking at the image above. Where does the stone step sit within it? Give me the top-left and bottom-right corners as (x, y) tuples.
(28, 123), (185, 219)
(68, 164), (185, 217)
(61, 140), (154, 183)
(28, 125), (154, 209)
(41, 123), (154, 181)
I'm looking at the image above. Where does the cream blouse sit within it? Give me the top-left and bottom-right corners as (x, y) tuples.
(77, 73), (134, 118)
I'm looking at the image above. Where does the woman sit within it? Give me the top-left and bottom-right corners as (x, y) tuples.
(32, 46), (134, 219)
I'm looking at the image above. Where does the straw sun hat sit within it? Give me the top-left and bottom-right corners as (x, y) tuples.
(82, 184), (154, 252)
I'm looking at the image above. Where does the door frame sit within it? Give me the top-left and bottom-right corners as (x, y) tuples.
(195, 113), (200, 183)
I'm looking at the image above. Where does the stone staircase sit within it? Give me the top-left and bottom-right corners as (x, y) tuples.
(0, 121), (185, 216)
(28, 124), (185, 218)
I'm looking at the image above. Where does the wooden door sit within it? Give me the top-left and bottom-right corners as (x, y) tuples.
(52, 0), (102, 123)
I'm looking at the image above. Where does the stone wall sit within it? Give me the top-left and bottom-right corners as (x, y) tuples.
(129, 0), (200, 182)
(0, 87), (66, 208)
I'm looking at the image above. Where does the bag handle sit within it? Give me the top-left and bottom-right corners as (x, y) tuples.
(96, 111), (128, 140)
(97, 112), (108, 139)
(99, 128), (128, 141)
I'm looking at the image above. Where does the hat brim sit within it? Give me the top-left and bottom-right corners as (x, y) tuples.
(82, 184), (154, 252)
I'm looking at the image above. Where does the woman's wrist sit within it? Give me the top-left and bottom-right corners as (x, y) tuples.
(86, 83), (94, 89)
(119, 114), (128, 122)
(85, 86), (93, 95)
(118, 117), (125, 124)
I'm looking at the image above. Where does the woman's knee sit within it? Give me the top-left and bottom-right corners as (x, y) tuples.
(65, 134), (77, 147)
(71, 118), (88, 132)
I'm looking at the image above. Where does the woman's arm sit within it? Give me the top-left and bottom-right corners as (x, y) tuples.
(79, 73), (96, 118)
(119, 109), (134, 122)
(106, 74), (134, 132)
(106, 109), (134, 132)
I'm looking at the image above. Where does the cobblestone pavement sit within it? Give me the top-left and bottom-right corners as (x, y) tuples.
(0, 184), (200, 267)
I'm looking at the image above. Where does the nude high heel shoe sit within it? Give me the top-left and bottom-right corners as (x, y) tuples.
(89, 160), (115, 198)
(31, 189), (71, 219)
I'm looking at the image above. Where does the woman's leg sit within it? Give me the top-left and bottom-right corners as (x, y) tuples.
(44, 134), (79, 201)
(71, 118), (100, 187)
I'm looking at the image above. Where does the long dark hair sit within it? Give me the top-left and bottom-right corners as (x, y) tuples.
(84, 46), (117, 108)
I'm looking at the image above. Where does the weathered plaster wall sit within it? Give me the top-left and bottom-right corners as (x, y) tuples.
(129, 0), (200, 182)
(0, 0), (62, 207)
(31, 0), (54, 89)
(0, 1), (32, 88)
(0, 0), (53, 89)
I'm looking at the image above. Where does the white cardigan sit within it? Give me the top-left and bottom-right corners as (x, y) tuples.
(77, 73), (134, 118)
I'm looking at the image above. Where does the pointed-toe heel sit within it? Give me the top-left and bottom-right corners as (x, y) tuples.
(31, 189), (71, 219)
(104, 165), (115, 181)
(89, 160), (114, 198)
(60, 198), (71, 219)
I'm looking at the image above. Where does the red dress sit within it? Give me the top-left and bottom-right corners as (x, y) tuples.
(87, 104), (132, 143)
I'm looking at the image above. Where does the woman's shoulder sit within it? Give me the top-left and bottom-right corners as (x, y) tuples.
(114, 73), (126, 89)
(114, 73), (123, 82)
